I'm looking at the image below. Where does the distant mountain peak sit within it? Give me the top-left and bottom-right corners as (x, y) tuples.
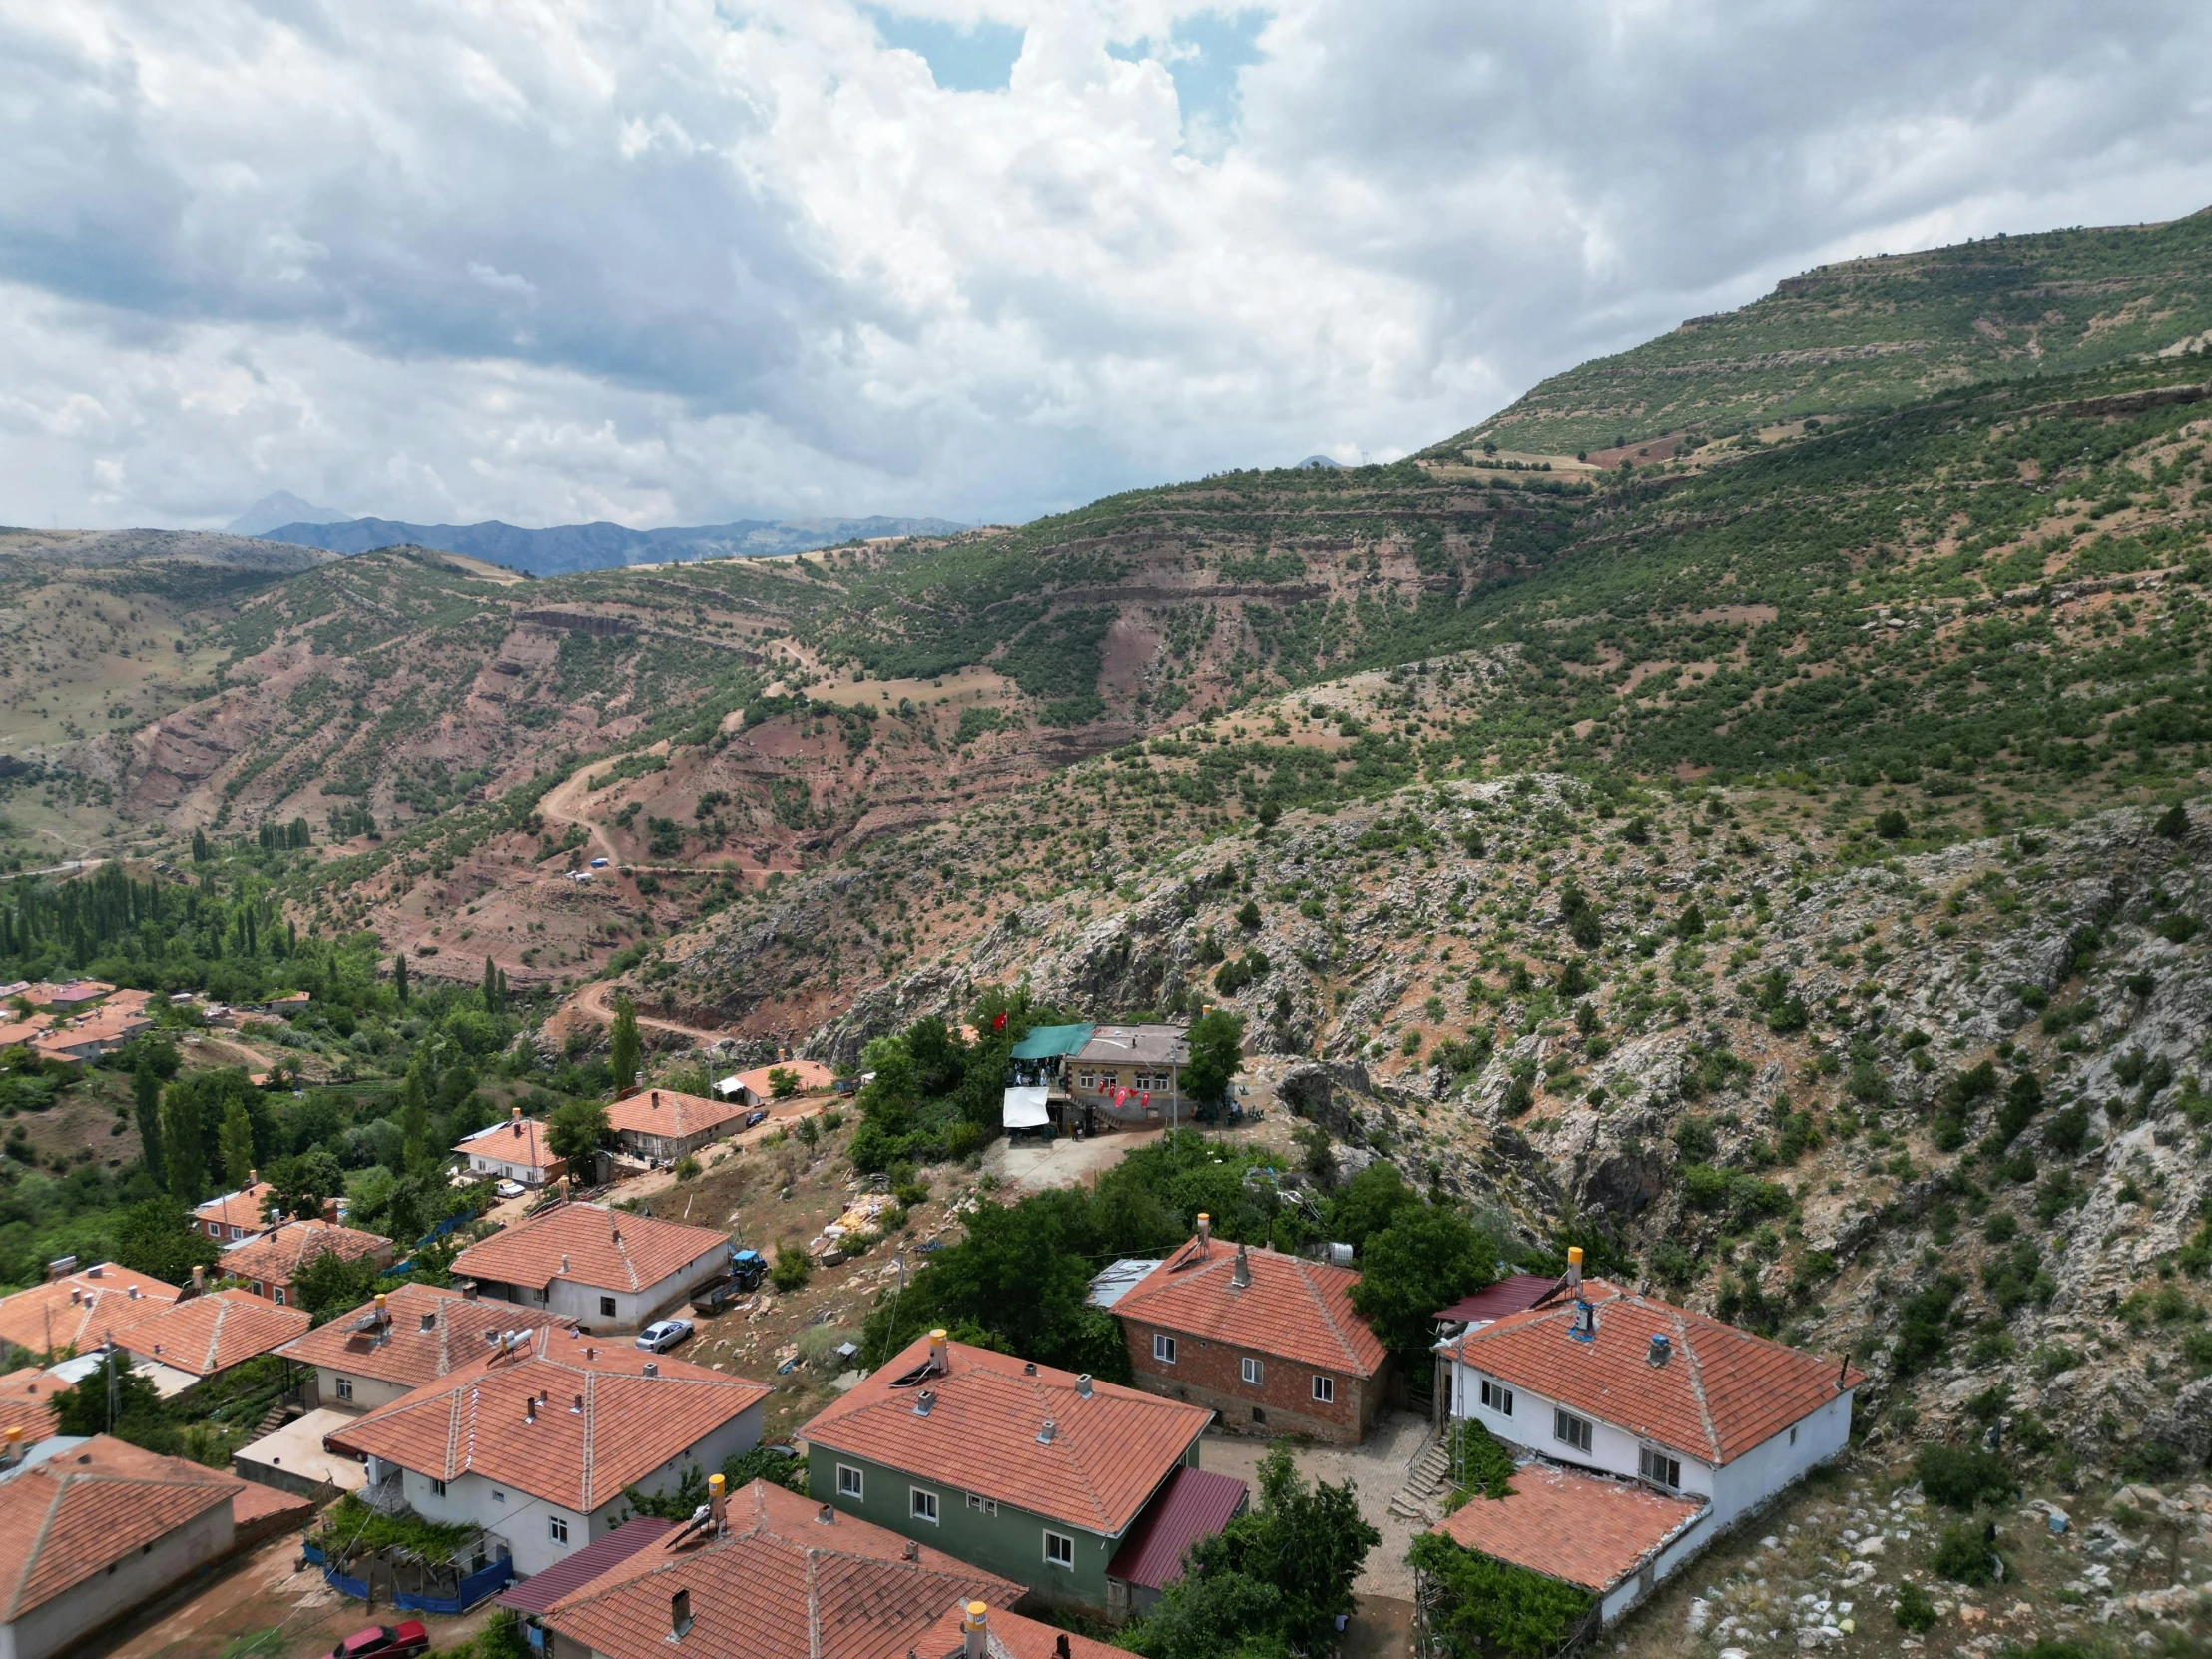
(226, 491), (351, 536)
(1293, 454), (1344, 469)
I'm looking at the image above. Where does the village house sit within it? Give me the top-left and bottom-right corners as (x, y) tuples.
(326, 1324), (771, 1578)
(1067, 1024), (1189, 1128)
(0, 1263), (180, 1358)
(114, 1288), (311, 1397)
(1113, 1217), (1389, 1446)
(193, 1176), (276, 1242)
(1429, 1251), (1863, 1623)
(36, 980), (114, 1012)
(0, 1432), (311, 1659)
(455, 1108), (567, 1188)
(221, 1219), (393, 1308)
(604, 1088), (748, 1164)
(801, 1332), (1241, 1618)
(709, 1058), (837, 1107)
(0, 1012), (53, 1050)
(276, 1282), (559, 1413)
(29, 1003), (152, 1064)
(450, 1201), (732, 1329)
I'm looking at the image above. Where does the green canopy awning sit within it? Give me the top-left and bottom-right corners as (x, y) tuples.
(1009, 1022), (1095, 1060)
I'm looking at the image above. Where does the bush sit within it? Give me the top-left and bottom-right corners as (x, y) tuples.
(1875, 808), (1910, 840)
(1931, 1522), (2005, 1586)
(1893, 1582), (1937, 1632)
(771, 1246), (811, 1292)
(1407, 1533), (1594, 1659)
(1915, 1444), (2013, 1510)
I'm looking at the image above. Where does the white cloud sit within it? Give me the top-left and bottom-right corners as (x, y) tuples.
(0, 0), (2208, 529)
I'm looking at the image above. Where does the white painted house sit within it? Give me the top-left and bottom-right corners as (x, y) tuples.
(453, 1109), (567, 1189)
(1431, 1254), (1861, 1624)
(449, 1201), (732, 1330)
(329, 1324), (771, 1579)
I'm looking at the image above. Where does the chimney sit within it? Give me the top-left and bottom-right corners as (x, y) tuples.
(962, 1601), (990, 1659)
(1231, 1244), (1252, 1290)
(127, 1285), (140, 1300)
(1837, 1353), (1850, 1389)
(1076, 1374), (1093, 1399)
(901, 1538), (919, 1561)
(69, 1289), (81, 1306)
(1566, 1245), (1583, 1294)
(460, 1280), (479, 1301)
(643, 1361), (658, 1377)
(572, 1392), (584, 1413)
(670, 1588), (693, 1639)
(1037, 1418), (1057, 1445)
(1647, 1333), (1671, 1367)
(928, 1328), (948, 1372)
(511, 1105), (524, 1137)
(1196, 1213), (1211, 1249)
(708, 1471), (727, 1533)
(249, 1168), (257, 1186)
(1056, 1638), (1072, 1659)
(914, 1389), (935, 1417)
(192, 1265), (205, 1293)
(525, 1396), (537, 1424)
(560, 1254), (570, 1275)
(817, 1503), (835, 1524)
(420, 1310), (437, 1332)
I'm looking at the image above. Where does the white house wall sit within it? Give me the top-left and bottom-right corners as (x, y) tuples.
(5, 1501), (235, 1659)
(1708, 1390), (1854, 1531)
(1598, 1513), (1713, 1625)
(311, 1366), (417, 1414)
(539, 1248), (728, 1329)
(1445, 1359), (1716, 1505)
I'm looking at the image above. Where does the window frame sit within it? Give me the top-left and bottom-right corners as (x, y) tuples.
(1553, 1408), (1594, 1454)
(910, 1487), (940, 1525)
(333, 1376), (354, 1403)
(966, 1492), (998, 1516)
(1638, 1447), (1682, 1490)
(1311, 1374), (1336, 1405)
(1153, 1333), (1178, 1365)
(429, 1478), (447, 1497)
(549, 1515), (570, 1544)
(836, 1464), (864, 1500)
(1043, 1529), (1076, 1569)
(1240, 1356), (1264, 1387)
(599, 1296), (618, 1318)
(1478, 1378), (1512, 1417)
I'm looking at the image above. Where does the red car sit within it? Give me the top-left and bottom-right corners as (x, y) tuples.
(330, 1623), (429, 1659)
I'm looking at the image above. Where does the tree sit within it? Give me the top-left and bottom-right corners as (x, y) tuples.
(1182, 1010), (1245, 1112)
(1406, 1532), (1592, 1658)
(291, 1248), (386, 1324)
(134, 1064), (166, 1187)
(48, 1358), (180, 1453)
(1328, 1163), (1419, 1253)
(2154, 802), (2190, 839)
(398, 1060), (433, 1174)
(218, 1097), (257, 1191)
(1875, 808), (1910, 840)
(481, 954), (502, 1013)
(767, 1066), (800, 1100)
(161, 1090), (207, 1205)
(1351, 1204), (1497, 1365)
(610, 993), (641, 1094)
(112, 1198), (221, 1285)
(392, 951), (409, 1004)
(548, 1100), (611, 1169)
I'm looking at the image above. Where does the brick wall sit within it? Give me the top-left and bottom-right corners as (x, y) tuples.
(1119, 1316), (1384, 1446)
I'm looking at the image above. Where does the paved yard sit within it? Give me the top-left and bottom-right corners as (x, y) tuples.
(1201, 1406), (1437, 1657)
(982, 1126), (1163, 1193)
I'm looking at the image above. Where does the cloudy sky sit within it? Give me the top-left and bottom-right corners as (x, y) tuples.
(5, 1), (2212, 532)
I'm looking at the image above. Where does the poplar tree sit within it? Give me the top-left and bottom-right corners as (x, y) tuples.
(610, 993), (641, 1095)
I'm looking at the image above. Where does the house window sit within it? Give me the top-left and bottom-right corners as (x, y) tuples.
(1790, 1426), (1799, 1446)
(1554, 1409), (1594, 1454)
(1241, 1357), (1264, 1386)
(1044, 1530), (1076, 1569)
(966, 1492), (998, 1516)
(430, 1479), (447, 1497)
(837, 1465), (863, 1500)
(1479, 1379), (1513, 1417)
(1153, 1334), (1177, 1365)
(272, 1286), (285, 1306)
(334, 1377), (354, 1402)
(1312, 1375), (1336, 1405)
(549, 1516), (569, 1544)
(911, 1488), (939, 1524)
(1639, 1447), (1682, 1489)
(600, 1296), (617, 1318)
(493, 1488), (507, 1502)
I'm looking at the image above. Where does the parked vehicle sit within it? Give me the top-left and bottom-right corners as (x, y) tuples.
(637, 1318), (693, 1353)
(729, 1247), (766, 1290)
(330, 1623), (429, 1659)
(742, 1108), (770, 1129)
(495, 1179), (526, 1199)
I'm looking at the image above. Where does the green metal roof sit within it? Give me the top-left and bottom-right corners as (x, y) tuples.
(1009, 1022), (1095, 1060)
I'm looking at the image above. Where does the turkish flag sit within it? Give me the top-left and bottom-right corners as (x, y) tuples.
(992, 1010), (1007, 1031)
(1114, 1087), (1129, 1107)
(1141, 1092), (1151, 1109)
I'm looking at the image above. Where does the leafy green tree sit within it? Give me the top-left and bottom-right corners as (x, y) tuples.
(48, 1358), (181, 1452)
(290, 1248), (386, 1324)
(771, 1246), (811, 1293)
(1182, 1010), (1245, 1111)
(268, 1149), (345, 1220)
(548, 1100), (610, 1169)
(392, 952), (409, 1004)
(610, 993), (640, 1094)
(398, 1060), (433, 1174)
(1351, 1204), (1497, 1365)
(112, 1198), (221, 1285)
(767, 1066), (800, 1099)
(1327, 1163), (1419, 1254)
(133, 1064), (166, 1188)
(1405, 1532), (1592, 1658)
(162, 1090), (208, 1205)
(219, 1096), (257, 1191)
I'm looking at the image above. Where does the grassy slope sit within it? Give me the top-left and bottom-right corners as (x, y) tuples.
(1424, 207), (2212, 459)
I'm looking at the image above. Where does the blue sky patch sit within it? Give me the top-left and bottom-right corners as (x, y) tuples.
(1109, 8), (1268, 157)
(872, 11), (1027, 92)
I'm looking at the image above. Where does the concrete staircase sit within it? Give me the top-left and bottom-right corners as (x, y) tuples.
(1387, 1432), (1453, 1525)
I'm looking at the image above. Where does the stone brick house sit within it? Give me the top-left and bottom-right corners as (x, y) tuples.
(1112, 1217), (1389, 1445)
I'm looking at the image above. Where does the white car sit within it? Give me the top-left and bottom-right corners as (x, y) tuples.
(495, 1180), (526, 1200)
(637, 1319), (693, 1353)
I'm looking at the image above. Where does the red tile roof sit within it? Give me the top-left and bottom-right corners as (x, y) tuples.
(454, 1114), (565, 1170)
(327, 1324), (771, 1513)
(496, 1515), (674, 1613)
(801, 1336), (1213, 1537)
(0, 1266), (181, 1356)
(608, 1089), (749, 1142)
(221, 1221), (392, 1289)
(723, 1060), (838, 1099)
(0, 1369), (58, 1450)
(1113, 1237), (1387, 1379)
(276, 1283), (565, 1389)
(451, 1201), (730, 1295)
(194, 1181), (276, 1235)
(539, 1477), (1023, 1659)
(118, 1289), (312, 1378)
(1433, 1462), (1706, 1593)
(911, 1600), (1128, 1659)
(1434, 1273), (1558, 1326)
(1105, 1463), (1248, 1591)
(1445, 1281), (1865, 1465)
(0, 1434), (243, 1619)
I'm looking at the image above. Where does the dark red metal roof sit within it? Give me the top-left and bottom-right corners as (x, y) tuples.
(1107, 1465), (1249, 1591)
(1433, 1273), (1558, 1326)
(494, 1515), (673, 1613)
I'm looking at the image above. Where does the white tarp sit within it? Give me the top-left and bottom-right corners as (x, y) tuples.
(1002, 1085), (1051, 1129)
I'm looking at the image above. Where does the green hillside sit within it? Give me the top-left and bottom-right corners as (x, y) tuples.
(1427, 207), (2212, 460)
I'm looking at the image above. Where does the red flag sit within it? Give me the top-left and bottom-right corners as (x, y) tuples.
(992, 1010), (1007, 1031)
(1114, 1087), (1129, 1107)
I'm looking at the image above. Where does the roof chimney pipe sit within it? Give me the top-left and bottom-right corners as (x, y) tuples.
(421, 1310), (437, 1332)
(1231, 1244), (1252, 1290)
(670, 1588), (692, 1639)
(1647, 1333), (1671, 1367)
(1566, 1245), (1583, 1294)
(643, 1361), (658, 1377)
(914, 1389), (936, 1417)
(1037, 1418), (1057, 1445)
(1196, 1213), (1212, 1249)
(1076, 1374), (1093, 1399)
(962, 1600), (990, 1659)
